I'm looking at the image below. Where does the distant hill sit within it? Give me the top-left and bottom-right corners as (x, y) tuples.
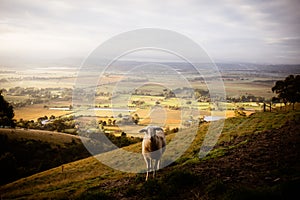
(22, 60), (299, 77)
(0, 110), (299, 199)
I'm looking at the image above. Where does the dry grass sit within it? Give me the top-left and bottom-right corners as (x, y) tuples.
(0, 128), (81, 147)
(0, 156), (125, 199)
(14, 104), (72, 121)
(224, 81), (274, 98)
(0, 127), (197, 199)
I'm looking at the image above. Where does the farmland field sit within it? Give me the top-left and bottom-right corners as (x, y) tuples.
(2, 65), (285, 135)
(0, 64), (297, 136)
(14, 104), (73, 121)
(224, 81), (274, 98)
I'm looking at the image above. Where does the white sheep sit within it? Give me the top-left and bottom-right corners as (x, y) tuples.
(140, 126), (166, 181)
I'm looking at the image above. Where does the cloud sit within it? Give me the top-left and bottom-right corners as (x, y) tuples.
(0, 0), (299, 65)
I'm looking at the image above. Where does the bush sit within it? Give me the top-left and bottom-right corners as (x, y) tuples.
(0, 152), (17, 184)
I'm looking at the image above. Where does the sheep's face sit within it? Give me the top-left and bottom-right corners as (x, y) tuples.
(139, 126), (163, 137)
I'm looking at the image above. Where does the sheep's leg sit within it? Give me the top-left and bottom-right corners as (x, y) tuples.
(150, 158), (152, 171)
(157, 159), (161, 170)
(144, 157), (151, 181)
(146, 169), (149, 181)
(153, 159), (159, 178)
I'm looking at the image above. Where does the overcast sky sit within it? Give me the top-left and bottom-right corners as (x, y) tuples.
(0, 0), (300, 67)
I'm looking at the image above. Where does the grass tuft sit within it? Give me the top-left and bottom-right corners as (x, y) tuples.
(76, 190), (113, 200)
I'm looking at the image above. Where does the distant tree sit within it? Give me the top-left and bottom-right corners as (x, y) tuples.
(272, 75), (300, 110)
(132, 113), (140, 125)
(234, 109), (246, 117)
(163, 90), (175, 98)
(0, 91), (16, 127)
(172, 127), (179, 133)
(165, 126), (170, 134)
(121, 132), (126, 137)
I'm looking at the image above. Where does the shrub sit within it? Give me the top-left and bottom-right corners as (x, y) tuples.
(0, 152), (17, 184)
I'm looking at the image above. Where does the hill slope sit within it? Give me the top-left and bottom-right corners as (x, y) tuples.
(0, 129), (90, 185)
(0, 111), (299, 199)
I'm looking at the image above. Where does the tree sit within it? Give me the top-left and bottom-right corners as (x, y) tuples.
(132, 114), (140, 125)
(0, 91), (16, 127)
(272, 75), (300, 110)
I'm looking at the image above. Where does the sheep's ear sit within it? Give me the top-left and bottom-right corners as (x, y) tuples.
(139, 128), (147, 133)
(154, 127), (164, 132)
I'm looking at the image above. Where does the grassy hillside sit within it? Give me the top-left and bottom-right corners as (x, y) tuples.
(0, 110), (299, 199)
(0, 128), (142, 186)
(0, 129), (91, 185)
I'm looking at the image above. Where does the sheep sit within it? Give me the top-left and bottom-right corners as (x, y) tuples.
(140, 126), (166, 181)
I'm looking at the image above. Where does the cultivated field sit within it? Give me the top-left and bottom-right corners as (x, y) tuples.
(14, 104), (73, 121)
